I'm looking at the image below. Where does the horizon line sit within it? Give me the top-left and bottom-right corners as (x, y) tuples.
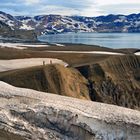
(0, 10), (140, 18)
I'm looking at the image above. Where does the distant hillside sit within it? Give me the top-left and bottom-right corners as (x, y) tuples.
(0, 11), (140, 35)
(0, 12), (37, 42)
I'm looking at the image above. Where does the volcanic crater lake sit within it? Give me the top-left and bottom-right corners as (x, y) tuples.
(38, 33), (140, 49)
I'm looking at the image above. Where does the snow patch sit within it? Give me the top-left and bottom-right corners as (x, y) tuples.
(6, 20), (14, 27)
(46, 51), (124, 55)
(0, 81), (140, 140)
(0, 58), (67, 72)
(0, 43), (26, 50)
(0, 43), (49, 49)
(20, 24), (34, 30)
(135, 52), (140, 55)
(55, 43), (65, 47)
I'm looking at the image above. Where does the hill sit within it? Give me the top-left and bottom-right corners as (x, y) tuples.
(0, 44), (139, 110)
(0, 11), (140, 35)
(0, 12), (37, 42)
(0, 64), (90, 100)
(77, 55), (140, 110)
(0, 54), (140, 110)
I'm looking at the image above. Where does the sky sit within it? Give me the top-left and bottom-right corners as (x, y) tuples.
(0, 0), (140, 17)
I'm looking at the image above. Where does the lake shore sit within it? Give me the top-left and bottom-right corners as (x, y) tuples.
(39, 32), (140, 49)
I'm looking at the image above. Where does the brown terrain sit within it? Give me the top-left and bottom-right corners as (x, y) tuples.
(77, 55), (140, 110)
(0, 64), (90, 100)
(0, 43), (140, 140)
(0, 44), (140, 110)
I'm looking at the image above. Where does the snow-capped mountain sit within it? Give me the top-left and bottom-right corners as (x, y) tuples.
(0, 11), (140, 35)
(0, 11), (37, 41)
(0, 11), (22, 30)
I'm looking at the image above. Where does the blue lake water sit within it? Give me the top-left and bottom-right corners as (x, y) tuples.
(38, 33), (140, 49)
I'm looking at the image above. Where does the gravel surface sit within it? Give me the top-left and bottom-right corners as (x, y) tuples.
(0, 58), (67, 72)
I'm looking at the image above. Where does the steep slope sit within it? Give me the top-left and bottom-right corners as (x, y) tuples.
(16, 13), (140, 34)
(0, 11), (21, 28)
(77, 55), (140, 110)
(0, 64), (90, 100)
(0, 21), (37, 41)
(0, 81), (140, 140)
(0, 55), (140, 110)
(0, 11), (37, 41)
(0, 11), (31, 30)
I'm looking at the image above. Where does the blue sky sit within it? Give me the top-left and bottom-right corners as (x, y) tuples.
(0, 0), (140, 16)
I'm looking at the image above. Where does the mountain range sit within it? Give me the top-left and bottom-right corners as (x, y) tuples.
(0, 11), (140, 35)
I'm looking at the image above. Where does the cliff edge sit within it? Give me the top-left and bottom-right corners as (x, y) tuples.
(0, 81), (140, 140)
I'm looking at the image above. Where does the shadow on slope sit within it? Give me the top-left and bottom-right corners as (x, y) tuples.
(0, 64), (90, 100)
(76, 55), (140, 110)
(0, 54), (140, 110)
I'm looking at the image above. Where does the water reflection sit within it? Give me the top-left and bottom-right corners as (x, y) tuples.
(38, 33), (140, 48)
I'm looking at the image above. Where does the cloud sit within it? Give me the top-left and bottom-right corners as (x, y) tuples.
(23, 0), (40, 5)
(37, 5), (80, 16)
(0, 0), (140, 16)
(100, 4), (140, 15)
(96, 0), (140, 5)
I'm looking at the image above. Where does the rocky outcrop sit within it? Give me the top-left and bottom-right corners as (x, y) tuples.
(0, 81), (140, 140)
(0, 21), (12, 37)
(43, 64), (90, 100)
(77, 55), (140, 110)
(1, 55), (140, 110)
(0, 64), (90, 100)
(0, 21), (37, 42)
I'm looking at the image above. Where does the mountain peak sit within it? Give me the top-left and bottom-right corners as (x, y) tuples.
(0, 11), (140, 34)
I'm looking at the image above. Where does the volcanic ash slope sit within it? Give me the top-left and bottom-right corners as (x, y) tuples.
(0, 81), (140, 140)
